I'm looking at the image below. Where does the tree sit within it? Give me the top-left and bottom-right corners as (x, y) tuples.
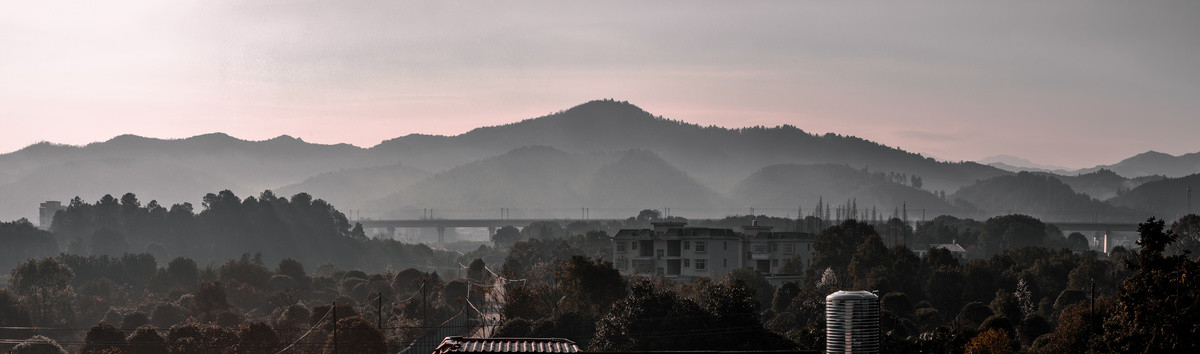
(151, 302), (189, 330)
(90, 228), (130, 256)
(771, 282), (801, 313)
(442, 280), (469, 308)
(192, 281), (230, 320)
(722, 268), (773, 310)
(82, 322), (127, 354)
(127, 325), (169, 354)
(121, 312), (151, 330)
(1104, 218), (1200, 351)
(1034, 297), (1114, 353)
(235, 322), (280, 354)
(1066, 232), (1089, 251)
(167, 257), (199, 289)
(467, 259), (488, 282)
(521, 221), (565, 240)
(777, 254), (804, 274)
(881, 292), (914, 319)
(492, 226), (522, 248)
(7, 257), (74, 325)
(635, 209), (662, 222)
(979, 215), (1047, 255)
(326, 316), (387, 354)
(807, 220), (878, 285)
(1168, 214), (1200, 258)
(848, 234), (891, 290)
(593, 280), (792, 351)
(558, 255), (626, 315)
(0, 219), (58, 271)
(964, 328), (1013, 354)
(276, 258), (307, 280)
(9, 335), (67, 354)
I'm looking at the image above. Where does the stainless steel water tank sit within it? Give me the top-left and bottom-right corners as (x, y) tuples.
(825, 290), (880, 353)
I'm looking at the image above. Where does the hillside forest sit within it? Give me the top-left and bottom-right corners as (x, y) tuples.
(2, 189), (1199, 353)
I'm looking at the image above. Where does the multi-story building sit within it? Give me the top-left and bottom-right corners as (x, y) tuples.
(742, 221), (814, 286)
(39, 201), (66, 230)
(612, 220), (814, 285)
(612, 221), (744, 279)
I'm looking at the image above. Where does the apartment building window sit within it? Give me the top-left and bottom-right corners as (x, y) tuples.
(656, 249), (664, 258)
(695, 241), (707, 252)
(684, 259), (691, 267)
(695, 259), (707, 270)
(783, 243), (794, 254)
(723, 259), (727, 267)
(771, 243), (778, 252)
(616, 256), (628, 269)
(723, 241), (727, 250)
(772, 259), (779, 267)
(753, 244), (768, 253)
(683, 241), (690, 250)
(616, 242), (626, 252)
(632, 242), (638, 250)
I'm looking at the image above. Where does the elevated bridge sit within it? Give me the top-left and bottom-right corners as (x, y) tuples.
(350, 217), (1143, 244)
(353, 218), (627, 243)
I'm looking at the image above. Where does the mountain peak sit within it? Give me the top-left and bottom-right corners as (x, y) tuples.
(1129, 150), (1174, 160)
(266, 134), (303, 143)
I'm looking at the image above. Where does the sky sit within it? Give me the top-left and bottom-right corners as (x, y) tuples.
(1, 1), (1198, 169)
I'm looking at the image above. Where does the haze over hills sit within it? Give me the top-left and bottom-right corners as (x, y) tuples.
(1108, 173), (1200, 220)
(1074, 151), (1200, 179)
(0, 99), (1189, 223)
(370, 100), (1012, 194)
(980, 154), (1072, 173)
(731, 164), (954, 215)
(275, 163), (431, 214)
(950, 172), (1139, 222)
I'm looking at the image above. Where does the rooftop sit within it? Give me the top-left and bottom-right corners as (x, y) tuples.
(434, 337), (580, 354)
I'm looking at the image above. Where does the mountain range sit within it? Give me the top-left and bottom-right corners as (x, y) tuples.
(0, 99), (1194, 223)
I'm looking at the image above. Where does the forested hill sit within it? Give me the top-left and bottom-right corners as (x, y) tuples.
(950, 172), (1143, 222)
(1108, 173), (1200, 220)
(1075, 150), (1200, 179)
(363, 147), (726, 218)
(731, 164), (954, 213)
(0, 134), (377, 222)
(0, 99), (1015, 221)
(366, 99), (1010, 193)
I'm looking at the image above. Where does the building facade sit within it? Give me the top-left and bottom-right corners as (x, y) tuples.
(38, 201), (66, 230)
(612, 221), (814, 285)
(613, 222), (745, 279)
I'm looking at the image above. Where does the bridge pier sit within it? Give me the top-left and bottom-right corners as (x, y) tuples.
(488, 227), (496, 240)
(437, 226), (446, 245)
(387, 227), (396, 239)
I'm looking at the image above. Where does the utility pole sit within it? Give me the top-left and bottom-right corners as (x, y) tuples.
(422, 280), (429, 327)
(332, 302), (338, 354)
(1090, 279), (1096, 335)
(377, 295), (384, 331)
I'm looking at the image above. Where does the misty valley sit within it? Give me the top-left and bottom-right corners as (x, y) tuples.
(2, 101), (1199, 353)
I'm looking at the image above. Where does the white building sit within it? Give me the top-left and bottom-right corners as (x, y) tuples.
(613, 222), (745, 279)
(742, 222), (814, 286)
(39, 201), (66, 230)
(612, 221), (815, 286)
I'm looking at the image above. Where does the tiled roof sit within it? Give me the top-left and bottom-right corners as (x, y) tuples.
(750, 231), (816, 240)
(433, 337), (580, 354)
(613, 229), (654, 238)
(662, 227), (740, 237)
(930, 243), (968, 252)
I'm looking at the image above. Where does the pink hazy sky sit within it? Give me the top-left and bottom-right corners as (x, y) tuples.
(2, 1), (1198, 169)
